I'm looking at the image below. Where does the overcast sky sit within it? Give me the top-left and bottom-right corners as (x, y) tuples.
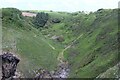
(0, 0), (119, 12)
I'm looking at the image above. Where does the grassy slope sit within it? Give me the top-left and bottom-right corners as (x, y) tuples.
(96, 63), (119, 78)
(64, 9), (118, 78)
(2, 8), (62, 77)
(40, 9), (119, 78)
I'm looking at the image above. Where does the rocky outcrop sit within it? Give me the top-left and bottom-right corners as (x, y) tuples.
(35, 68), (52, 78)
(51, 35), (64, 42)
(52, 19), (61, 23)
(35, 61), (69, 79)
(53, 62), (69, 78)
(1, 52), (20, 80)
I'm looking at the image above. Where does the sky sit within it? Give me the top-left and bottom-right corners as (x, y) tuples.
(0, 0), (119, 12)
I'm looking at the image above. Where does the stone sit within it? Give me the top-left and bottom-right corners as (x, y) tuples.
(51, 35), (64, 42)
(52, 19), (61, 23)
(1, 52), (20, 80)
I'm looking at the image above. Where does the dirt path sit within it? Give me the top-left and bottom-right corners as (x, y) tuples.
(41, 39), (56, 50)
(57, 34), (83, 62)
(47, 42), (55, 50)
(54, 34), (83, 78)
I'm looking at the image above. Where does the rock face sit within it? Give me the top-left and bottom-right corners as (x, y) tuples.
(1, 52), (20, 80)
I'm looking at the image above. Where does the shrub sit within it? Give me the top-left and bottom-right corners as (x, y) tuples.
(33, 12), (49, 28)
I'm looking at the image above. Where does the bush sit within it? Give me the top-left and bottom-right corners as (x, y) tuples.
(33, 12), (49, 28)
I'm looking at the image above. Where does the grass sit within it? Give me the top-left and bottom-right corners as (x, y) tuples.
(2, 8), (119, 78)
(2, 8), (63, 77)
(33, 8), (118, 78)
(97, 63), (119, 78)
(2, 26), (62, 77)
(63, 9), (118, 78)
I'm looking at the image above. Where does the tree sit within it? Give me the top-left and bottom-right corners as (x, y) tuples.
(33, 12), (49, 28)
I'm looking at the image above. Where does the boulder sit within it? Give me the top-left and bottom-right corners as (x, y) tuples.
(51, 35), (64, 42)
(52, 19), (61, 23)
(1, 52), (20, 80)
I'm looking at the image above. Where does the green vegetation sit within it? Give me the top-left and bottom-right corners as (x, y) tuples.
(2, 8), (62, 77)
(2, 8), (119, 78)
(33, 12), (48, 28)
(39, 9), (119, 78)
(96, 63), (119, 78)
